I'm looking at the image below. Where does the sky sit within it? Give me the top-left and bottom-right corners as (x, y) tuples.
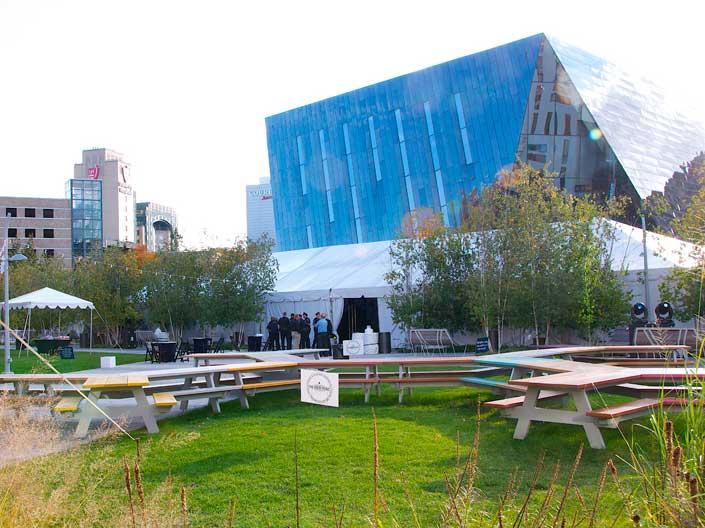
(1, 0), (704, 248)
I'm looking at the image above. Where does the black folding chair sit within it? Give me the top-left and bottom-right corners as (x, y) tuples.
(144, 342), (155, 363)
(175, 341), (191, 362)
(211, 337), (225, 354)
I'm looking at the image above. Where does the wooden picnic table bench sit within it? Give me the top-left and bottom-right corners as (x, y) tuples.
(488, 366), (705, 449)
(188, 349), (326, 366)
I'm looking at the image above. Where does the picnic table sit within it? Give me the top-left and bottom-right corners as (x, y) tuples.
(47, 361), (301, 437)
(188, 349), (327, 366)
(482, 358), (700, 449)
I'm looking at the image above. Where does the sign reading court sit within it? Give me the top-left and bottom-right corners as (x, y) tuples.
(300, 369), (339, 408)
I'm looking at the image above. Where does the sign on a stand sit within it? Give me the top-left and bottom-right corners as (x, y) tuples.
(475, 336), (490, 354)
(300, 369), (339, 408)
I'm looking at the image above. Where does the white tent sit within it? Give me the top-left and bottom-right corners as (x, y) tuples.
(264, 220), (703, 346)
(8, 287), (95, 348)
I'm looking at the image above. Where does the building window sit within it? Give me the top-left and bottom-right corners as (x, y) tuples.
(25, 228), (36, 238)
(296, 135), (308, 195)
(424, 101), (449, 226)
(43, 229), (54, 239)
(544, 112), (553, 135)
(24, 208), (36, 218)
(530, 113), (539, 134)
(5, 208), (17, 217)
(343, 123), (363, 243)
(319, 129), (335, 223)
(564, 115), (571, 136)
(394, 109), (416, 212)
(44, 249), (55, 258)
(43, 208), (54, 218)
(368, 116), (382, 181)
(306, 225), (313, 248)
(453, 93), (473, 164)
(528, 143), (548, 163)
(534, 84), (543, 110)
(8, 228), (17, 238)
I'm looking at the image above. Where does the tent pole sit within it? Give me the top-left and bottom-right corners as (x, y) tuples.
(90, 309), (93, 351)
(27, 307), (32, 358)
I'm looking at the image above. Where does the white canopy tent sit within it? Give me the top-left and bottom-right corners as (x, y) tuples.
(264, 220), (703, 346)
(8, 287), (95, 348)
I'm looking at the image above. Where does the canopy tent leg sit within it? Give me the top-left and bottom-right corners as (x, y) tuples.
(26, 308), (32, 358)
(90, 309), (93, 351)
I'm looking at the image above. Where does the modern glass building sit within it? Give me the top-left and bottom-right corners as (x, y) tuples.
(266, 33), (705, 251)
(65, 179), (103, 259)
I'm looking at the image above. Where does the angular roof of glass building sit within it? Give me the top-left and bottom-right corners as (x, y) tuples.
(548, 35), (705, 198)
(266, 33), (705, 251)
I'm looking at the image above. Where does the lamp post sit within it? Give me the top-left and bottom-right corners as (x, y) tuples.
(3, 215), (27, 374)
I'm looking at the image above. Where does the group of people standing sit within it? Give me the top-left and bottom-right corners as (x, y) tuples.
(265, 311), (333, 351)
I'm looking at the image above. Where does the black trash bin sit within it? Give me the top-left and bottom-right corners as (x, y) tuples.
(378, 332), (392, 354)
(331, 344), (346, 359)
(247, 335), (262, 352)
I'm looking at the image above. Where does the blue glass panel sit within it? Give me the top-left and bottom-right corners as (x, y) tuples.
(372, 149), (382, 181)
(399, 142), (410, 176)
(368, 117), (377, 149)
(405, 176), (416, 210)
(394, 109), (405, 142)
(423, 102), (435, 136)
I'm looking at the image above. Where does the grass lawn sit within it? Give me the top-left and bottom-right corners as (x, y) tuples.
(8, 350), (145, 373)
(37, 386), (648, 527)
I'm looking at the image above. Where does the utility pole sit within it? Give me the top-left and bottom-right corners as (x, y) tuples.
(641, 215), (651, 320)
(3, 214), (10, 374)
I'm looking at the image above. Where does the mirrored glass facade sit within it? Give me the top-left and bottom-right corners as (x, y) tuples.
(66, 179), (103, 259)
(266, 34), (705, 251)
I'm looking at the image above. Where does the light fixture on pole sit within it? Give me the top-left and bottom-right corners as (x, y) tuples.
(3, 215), (28, 374)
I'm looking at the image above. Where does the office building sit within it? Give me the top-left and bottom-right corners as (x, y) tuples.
(72, 148), (135, 256)
(136, 202), (178, 251)
(266, 33), (705, 251)
(246, 178), (276, 246)
(0, 196), (72, 266)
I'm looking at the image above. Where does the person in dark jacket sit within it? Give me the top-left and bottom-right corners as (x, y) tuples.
(312, 312), (320, 348)
(265, 316), (280, 350)
(278, 312), (292, 350)
(291, 314), (302, 349)
(300, 312), (311, 348)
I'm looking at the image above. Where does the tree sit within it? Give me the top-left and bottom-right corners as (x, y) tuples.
(386, 162), (632, 348)
(657, 153), (705, 320)
(202, 236), (278, 341)
(73, 247), (145, 346)
(141, 250), (205, 341)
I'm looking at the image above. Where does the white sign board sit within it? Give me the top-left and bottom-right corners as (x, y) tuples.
(300, 369), (339, 408)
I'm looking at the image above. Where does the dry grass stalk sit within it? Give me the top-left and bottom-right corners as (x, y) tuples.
(532, 460), (561, 527)
(513, 450), (546, 527)
(226, 498), (236, 528)
(587, 460), (610, 528)
(331, 502), (347, 528)
(551, 444), (584, 527)
(134, 459), (147, 527)
(123, 458), (137, 528)
(294, 428), (301, 528)
(180, 486), (188, 528)
(372, 408), (380, 528)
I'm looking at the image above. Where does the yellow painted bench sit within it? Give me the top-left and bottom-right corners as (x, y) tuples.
(152, 393), (177, 408)
(54, 397), (81, 413)
(83, 375), (150, 389)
